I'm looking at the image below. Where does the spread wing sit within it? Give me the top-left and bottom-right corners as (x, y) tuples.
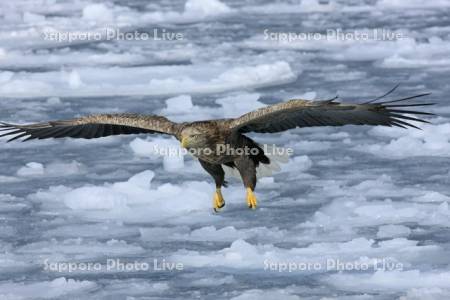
(225, 92), (434, 133)
(0, 113), (179, 142)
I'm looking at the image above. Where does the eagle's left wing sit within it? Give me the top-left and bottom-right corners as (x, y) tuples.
(0, 113), (179, 142)
(225, 93), (434, 133)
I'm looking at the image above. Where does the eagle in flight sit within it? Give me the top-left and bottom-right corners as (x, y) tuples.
(0, 89), (433, 212)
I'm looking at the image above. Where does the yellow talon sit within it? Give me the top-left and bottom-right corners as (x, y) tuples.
(246, 188), (257, 209)
(213, 188), (225, 212)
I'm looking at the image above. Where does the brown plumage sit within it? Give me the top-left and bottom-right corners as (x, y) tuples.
(0, 90), (434, 211)
(0, 113), (178, 142)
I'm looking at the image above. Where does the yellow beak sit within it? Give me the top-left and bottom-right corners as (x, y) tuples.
(181, 136), (189, 148)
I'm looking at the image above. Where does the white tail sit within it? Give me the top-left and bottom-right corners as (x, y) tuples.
(223, 144), (291, 179)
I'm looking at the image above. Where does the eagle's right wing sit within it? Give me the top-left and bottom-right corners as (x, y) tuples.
(225, 92), (433, 133)
(0, 113), (180, 142)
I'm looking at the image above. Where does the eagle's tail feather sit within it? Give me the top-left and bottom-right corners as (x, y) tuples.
(256, 144), (290, 178)
(222, 144), (291, 179)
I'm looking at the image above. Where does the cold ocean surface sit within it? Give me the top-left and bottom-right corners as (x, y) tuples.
(0, 0), (450, 299)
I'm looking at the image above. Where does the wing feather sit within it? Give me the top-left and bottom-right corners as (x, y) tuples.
(225, 93), (433, 133)
(0, 113), (179, 142)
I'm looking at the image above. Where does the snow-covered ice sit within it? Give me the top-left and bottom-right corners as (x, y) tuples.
(0, 0), (449, 299)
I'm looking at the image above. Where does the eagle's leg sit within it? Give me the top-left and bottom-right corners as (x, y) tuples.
(199, 159), (226, 212)
(235, 157), (258, 209)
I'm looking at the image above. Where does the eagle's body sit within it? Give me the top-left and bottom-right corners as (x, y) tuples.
(0, 90), (433, 211)
(178, 121), (268, 165)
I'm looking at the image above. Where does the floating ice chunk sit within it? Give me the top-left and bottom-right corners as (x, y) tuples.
(325, 270), (450, 292)
(150, 62), (295, 98)
(289, 140), (331, 153)
(64, 186), (128, 210)
(18, 238), (145, 259)
(298, 91), (316, 100)
(44, 223), (140, 240)
(356, 122), (450, 158)
(67, 70), (83, 89)
(46, 160), (86, 176)
(412, 191), (450, 203)
(0, 71), (13, 83)
(0, 78), (54, 96)
(142, 0), (232, 24)
(377, 37), (450, 68)
(129, 138), (155, 157)
(322, 70), (367, 82)
(377, 225), (411, 239)
(0, 277), (97, 299)
(242, 32), (447, 68)
(212, 61), (295, 89)
(231, 289), (301, 300)
(164, 95), (194, 114)
(130, 137), (182, 159)
(0, 252), (35, 275)
(301, 175), (450, 228)
(0, 62), (295, 97)
(282, 155), (313, 173)
(191, 275), (235, 287)
(184, 0), (231, 18)
(170, 237), (440, 270)
(401, 287), (450, 300)
(242, 0), (336, 14)
(17, 161), (85, 177)
(0, 49), (150, 70)
(163, 155), (184, 172)
(377, 0), (450, 8)
(139, 226), (191, 242)
(189, 226), (246, 241)
(259, 177), (274, 185)
(317, 156), (352, 167)
(17, 162), (45, 176)
(23, 12), (46, 23)
(438, 202), (448, 213)
(124, 170), (154, 189)
(82, 4), (114, 23)
(31, 170), (212, 222)
(46, 96), (61, 105)
(381, 54), (450, 69)
(0, 194), (29, 213)
(160, 93), (267, 123)
(159, 94), (216, 122)
(216, 93), (265, 118)
(93, 279), (169, 298)
(140, 226), (287, 243)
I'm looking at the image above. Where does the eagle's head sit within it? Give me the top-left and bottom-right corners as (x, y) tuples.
(179, 126), (209, 149)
